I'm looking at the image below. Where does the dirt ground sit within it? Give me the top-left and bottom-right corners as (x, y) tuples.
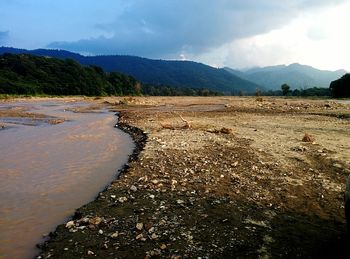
(4, 96), (350, 258)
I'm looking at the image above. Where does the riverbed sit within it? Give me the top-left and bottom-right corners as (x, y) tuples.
(0, 100), (134, 259)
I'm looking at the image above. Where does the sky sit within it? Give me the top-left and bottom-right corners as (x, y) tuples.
(0, 0), (349, 71)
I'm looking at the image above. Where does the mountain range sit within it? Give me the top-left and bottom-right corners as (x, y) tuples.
(224, 64), (346, 90)
(0, 47), (259, 95)
(0, 47), (347, 93)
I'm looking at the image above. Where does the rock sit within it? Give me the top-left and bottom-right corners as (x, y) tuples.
(152, 179), (159, 184)
(302, 133), (315, 143)
(136, 233), (146, 241)
(220, 127), (233, 134)
(98, 229), (104, 235)
(118, 197), (128, 203)
(149, 194), (155, 199)
(160, 244), (167, 250)
(333, 163), (343, 169)
(87, 250), (95, 255)
(130, 185), (138, 192)
(177, 199), (185, 204)
(151, 233), (158, 239)
(65, 221), (75, 229)
(110, 195), (116, 199)
(111, 231), (119, 238)
(89, 217), (102, 226)
(148, 227), (155, 233)
(136, 222), (144, 231)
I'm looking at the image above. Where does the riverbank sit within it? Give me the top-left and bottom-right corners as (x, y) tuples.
(34, 96), (350, 258)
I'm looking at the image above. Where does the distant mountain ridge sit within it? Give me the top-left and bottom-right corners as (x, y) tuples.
(0, 47), (261, 94)
(225, 63), (347, 90)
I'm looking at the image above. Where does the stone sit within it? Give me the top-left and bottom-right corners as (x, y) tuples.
(89, 217), (102, 226)
(177, 199), (185, 204)
(65, 221), (75, 229)
(333, 163), (343, 169)
(136, 222), (143, 231)
(111, 231), (119, 238)
(118, 197), (128, 203)
(136, 233), (146, 241)
(98, 229), (104, 235)
(87, 250), (95, 255)
(130, 185), (138, 192)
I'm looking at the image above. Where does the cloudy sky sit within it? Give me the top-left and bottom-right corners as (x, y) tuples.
(1, 0), (349, 70)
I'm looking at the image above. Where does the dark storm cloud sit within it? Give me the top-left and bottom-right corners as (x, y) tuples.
(47, 0), (348, 57)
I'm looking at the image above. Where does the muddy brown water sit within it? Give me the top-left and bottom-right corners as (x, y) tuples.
(0, 101), (134, 259)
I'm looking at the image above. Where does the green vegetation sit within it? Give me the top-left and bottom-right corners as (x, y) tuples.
(263, 87), (331, 97)
(142, 84), (222, 96)
(0, 48), (261, 95)
(330, 73), (350, 98)
(281, 83), (290, 96)
(0, 53), (224, 97)
(0, 53), (141, 96)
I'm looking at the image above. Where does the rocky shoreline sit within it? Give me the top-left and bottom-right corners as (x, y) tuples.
(36, 97), (350, 258)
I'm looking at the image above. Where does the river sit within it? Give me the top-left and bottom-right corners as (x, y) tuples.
(0, 100), (134, 259)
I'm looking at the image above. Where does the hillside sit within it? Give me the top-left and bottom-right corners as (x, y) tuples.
(225, 63), (347, 90)
(0, 47), (261, 94)
(0, 53), (140, 96)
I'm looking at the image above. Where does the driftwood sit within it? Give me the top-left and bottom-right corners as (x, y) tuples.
(207, 127), (234, 134)
(160, 113), (191, 130)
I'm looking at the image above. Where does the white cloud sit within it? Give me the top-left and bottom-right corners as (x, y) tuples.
(196, 1), (350, 71)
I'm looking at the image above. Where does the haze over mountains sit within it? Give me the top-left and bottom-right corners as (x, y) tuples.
(0, 47), (347, 94)
(225, 64), (346, 90)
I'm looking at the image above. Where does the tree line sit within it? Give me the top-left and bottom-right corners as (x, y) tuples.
(0, 53), (223, 97)
(261, 74), (349, 98)
(0, 53), (141, 96)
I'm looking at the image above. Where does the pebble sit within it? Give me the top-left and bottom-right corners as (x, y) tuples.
(98, 229), (104, 235)
(65, 221), (75, 229)
(89, 217), (102, 226)
(333, 163), (343, 169)
(87, 250), (95, 255)
(136, 222), (144, 230)
(136, 233), (146, 241)
(111, 231), (119, 238)
(118, 197), (128, 203)
(130, 185), (138, 192)
(177, 199), (185, 204)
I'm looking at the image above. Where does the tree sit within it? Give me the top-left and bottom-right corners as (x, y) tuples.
(330, 73), (350, 98)
(281, 83), (290, 96)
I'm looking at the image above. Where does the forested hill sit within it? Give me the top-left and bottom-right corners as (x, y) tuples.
(0, 47), (261, 95)
(0, 53), (140, 96)
(225, 63), (347, 90)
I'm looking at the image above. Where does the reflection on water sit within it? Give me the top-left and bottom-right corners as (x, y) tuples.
(0, 101), (134, 259)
